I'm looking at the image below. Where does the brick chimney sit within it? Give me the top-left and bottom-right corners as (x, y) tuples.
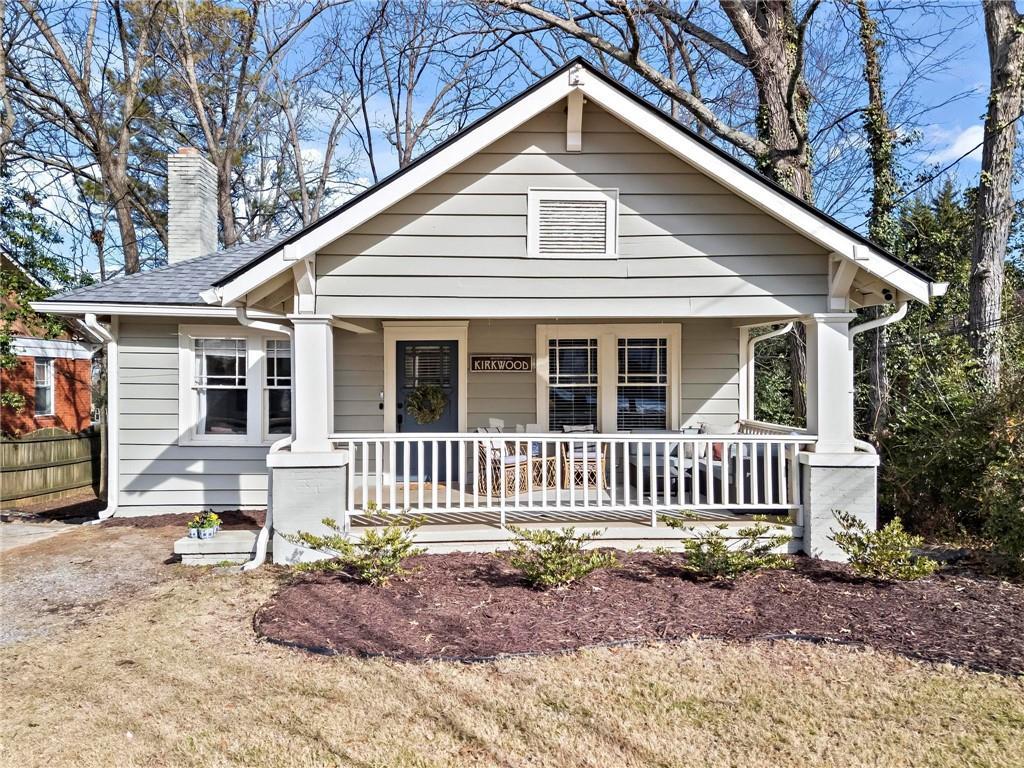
(167, 147), (218, 264)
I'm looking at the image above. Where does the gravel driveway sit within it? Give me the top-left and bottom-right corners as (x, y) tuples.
(0, 522), (181, 645)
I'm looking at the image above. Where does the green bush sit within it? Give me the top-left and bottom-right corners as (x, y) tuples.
(505, 526), (617, 589)
(662, 515), (792, 580)
(981, 427), (1024, 573)
(285, 506), (425, 586)
(829, 510), (938, 581)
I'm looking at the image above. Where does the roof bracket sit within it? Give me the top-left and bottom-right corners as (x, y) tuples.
(566, 90), (584, 152)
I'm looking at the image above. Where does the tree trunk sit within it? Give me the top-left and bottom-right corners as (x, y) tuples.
(728, 2), (815, 422)
(854, 0), (901, 439)
(970, 0), (1024, 388)
(110, 182), (141, 274)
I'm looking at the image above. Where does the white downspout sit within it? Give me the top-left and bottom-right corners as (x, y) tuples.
(746, 322), (794, 419)
(82, 313), (118, 522)
(850, 300), (908, 346)
(847, 301), (908, 455)
(235, 306), (293, 570)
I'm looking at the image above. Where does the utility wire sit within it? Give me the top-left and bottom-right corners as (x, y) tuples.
(857, 108), (1024, 229)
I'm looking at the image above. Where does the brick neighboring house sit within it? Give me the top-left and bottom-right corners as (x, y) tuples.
(1, 253), (94, 437)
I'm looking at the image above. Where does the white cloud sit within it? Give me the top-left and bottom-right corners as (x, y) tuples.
(926, 125), (984, 165)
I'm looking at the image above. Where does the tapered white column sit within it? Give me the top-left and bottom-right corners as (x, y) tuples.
(804, 313), (856, 454)
(287, 314), (334, 453)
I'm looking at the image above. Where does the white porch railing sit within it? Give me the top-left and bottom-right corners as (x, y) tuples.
(329, 432), (815, 530)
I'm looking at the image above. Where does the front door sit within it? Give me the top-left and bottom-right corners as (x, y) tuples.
(396, 340), (458, 481)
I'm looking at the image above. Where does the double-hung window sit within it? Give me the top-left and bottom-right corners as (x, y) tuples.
(195, 339), (248, 436)
(547, 338), (598, 430)
(539, 325), (679, 433)
(180, 326), (292, 445)
(617, 338), (669, 431)
(264, 339), (292, 435)
(34, 358), (54, 416)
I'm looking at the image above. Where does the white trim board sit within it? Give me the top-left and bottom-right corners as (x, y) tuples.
(12, 336), (93, 360)
(210, 62), (934, 308)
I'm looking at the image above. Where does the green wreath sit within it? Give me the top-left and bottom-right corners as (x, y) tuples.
(405, 383), (448, 424)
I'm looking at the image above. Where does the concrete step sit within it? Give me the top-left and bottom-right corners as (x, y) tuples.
(174, 529), (269, 565)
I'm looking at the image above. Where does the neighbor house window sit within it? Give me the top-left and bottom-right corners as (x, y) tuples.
(548, 338), (598, 430)
(181, 327), (292, 445)
(34, 358), (54, 416)
(195, 338), (248, 436)
(265, 339), (292, 435)
(617, 338), (668, 431)
(528, 188), (618, 258)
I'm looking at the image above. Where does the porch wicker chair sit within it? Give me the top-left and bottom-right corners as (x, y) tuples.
(560, 439), (609, 490)
(476, 437), (532, 497)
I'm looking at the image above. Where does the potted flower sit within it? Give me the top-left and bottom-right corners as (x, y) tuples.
(187, 515), (203, 539)
(197, 511), (222, 540)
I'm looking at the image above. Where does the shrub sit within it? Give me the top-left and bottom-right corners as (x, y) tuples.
(285, 506), (425, 586)
(662, 515), (793, 579)
(829, 510), (938, 581)
(981, 431), (1024, 573)
(505, 526), (617, 589)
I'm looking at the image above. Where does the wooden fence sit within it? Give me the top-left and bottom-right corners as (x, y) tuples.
(1, 427), (101, 506)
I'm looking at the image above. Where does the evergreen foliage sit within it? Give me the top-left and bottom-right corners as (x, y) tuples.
(829, 510), (938, 581)
(505, 526), (617, 589)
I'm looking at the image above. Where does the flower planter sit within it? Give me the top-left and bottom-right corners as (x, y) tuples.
(187, 528), (200, 539)
(198, 527), (216, 540)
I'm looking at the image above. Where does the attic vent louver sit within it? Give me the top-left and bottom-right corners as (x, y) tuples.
(538, 199), (607, 254)
(528, 188), (618, 258)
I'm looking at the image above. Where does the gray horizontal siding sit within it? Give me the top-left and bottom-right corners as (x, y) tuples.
(116, 317), (269, 515)
(681, 320), (739, 430)
(468, 320), (536, 429)
(334, 322), (385, 433)
(316, 99), (828, 319)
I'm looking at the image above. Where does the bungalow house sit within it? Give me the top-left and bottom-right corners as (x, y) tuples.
(34, 61), (945, 564)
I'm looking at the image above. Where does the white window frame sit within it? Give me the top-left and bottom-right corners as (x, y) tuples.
(263, 338), (293, 439)
(536, 323), (681, 433)
(178, 324), (291, 446)
(34, 357), (54, 417)
(527, 187), (618, 259)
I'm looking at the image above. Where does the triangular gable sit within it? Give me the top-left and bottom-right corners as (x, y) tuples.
(209, 59), (937, 307)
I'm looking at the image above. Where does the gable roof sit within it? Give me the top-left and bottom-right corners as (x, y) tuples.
(48, 235), (286, 306)
(43, 59), (937, 310)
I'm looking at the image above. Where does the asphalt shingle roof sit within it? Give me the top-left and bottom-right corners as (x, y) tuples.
(49, 235), (287, 305)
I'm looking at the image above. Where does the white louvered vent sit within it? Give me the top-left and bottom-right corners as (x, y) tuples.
(528, 188), (618, 258)
(537, 199), (607, 254)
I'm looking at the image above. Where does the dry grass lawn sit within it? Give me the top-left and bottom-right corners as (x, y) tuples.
(1, 536), (1023, 767)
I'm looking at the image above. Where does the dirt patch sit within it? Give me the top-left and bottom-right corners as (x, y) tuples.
(0, 523), (181, 645)
(101, 509), (265, 529)
(255, 552), (1024, 674)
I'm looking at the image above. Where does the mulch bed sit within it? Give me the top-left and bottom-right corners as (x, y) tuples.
(255, 552), (1024, 675)
(101, 510), (265, 529)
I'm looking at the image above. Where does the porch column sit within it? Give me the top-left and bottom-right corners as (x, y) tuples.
(804, 312), (856, 454)
(287, 314), (335, 453)
(800, 312), (878, 561)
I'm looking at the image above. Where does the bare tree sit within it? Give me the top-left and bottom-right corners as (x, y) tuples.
(7, 0), (164, 274)
(850, 0), (900, 440)
(333, 0), (517, 184)
(969, 0), (1024, 388)
(158, 0), (341, 246)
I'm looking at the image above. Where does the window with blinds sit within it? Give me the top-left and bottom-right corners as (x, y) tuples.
(617, 337), (668, 431)
(528, 188), (617, 258)
(403, 343), (453, 388)
(548, 338), (598, 430)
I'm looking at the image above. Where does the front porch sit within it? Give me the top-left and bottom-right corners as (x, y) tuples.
(265, 310), (879, 564)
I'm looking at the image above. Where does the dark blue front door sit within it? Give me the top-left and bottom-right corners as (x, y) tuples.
(396, 340), (458, 481)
